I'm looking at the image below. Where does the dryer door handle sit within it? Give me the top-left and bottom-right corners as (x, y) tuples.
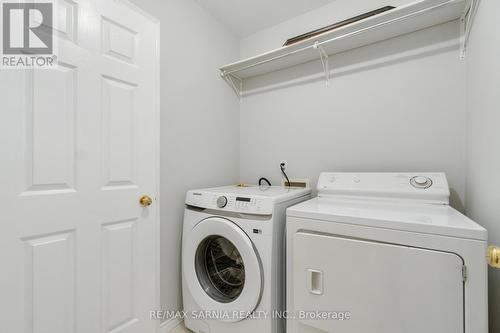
(307, 269), (324, 295)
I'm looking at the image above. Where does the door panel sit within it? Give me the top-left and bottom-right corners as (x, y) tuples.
(0, 1), (159, 332)
(102, 220), (138, 333)
(24, 231), (76, 333)
(26, 64), (77, 193)
(53, 0), (77, 41)
(101, 75), (137, 189)
(101, 17), (137, 63)
(292, 232), (464, 333)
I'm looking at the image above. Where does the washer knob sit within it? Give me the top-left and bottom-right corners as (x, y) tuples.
(216, 196), (228, 208)
(411, 176), (432, 189)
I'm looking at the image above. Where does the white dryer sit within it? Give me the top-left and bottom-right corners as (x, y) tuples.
(287, 173), (488, 333)
(182, 185), (311, 333)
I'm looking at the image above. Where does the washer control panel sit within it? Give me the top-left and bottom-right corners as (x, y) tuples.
(216, 196), (228, 208)
(186, 192), (272, 215)
(317, 172), (450, 204)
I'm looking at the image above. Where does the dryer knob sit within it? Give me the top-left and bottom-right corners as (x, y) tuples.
(410, 176), (433, 189)
(216, 196), (228, 208)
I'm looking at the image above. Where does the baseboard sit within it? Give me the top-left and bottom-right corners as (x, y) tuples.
(160, 318), (183, 333)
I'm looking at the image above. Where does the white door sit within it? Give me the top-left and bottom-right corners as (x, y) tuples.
(0, 1), (159, 332)
(291, 232), (464, 333)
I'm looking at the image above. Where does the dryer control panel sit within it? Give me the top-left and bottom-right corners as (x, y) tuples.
(317, 172), (450, 204)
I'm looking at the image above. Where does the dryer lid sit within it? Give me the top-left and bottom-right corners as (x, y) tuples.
(287, 197), (487, 241)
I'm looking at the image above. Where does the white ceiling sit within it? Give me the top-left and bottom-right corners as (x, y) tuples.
(195, 0), (336, 38)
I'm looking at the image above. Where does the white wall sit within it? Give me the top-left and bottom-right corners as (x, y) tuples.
(129, 0), (240, 321)
(240, 0), (415, 58)
(239, 2), (467, 209)
(466, 0), (500, 331)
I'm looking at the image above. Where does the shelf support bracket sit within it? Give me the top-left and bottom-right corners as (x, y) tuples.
(313, 41), (330, 87)
(221, 72), (243, 99)
(460, 0), (480, 59)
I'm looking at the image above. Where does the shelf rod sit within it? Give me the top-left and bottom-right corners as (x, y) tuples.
(221, 43), (314, 77)
(221, 0), (461, 77)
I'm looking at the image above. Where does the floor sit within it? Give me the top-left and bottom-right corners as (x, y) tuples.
(169, 323), (190, 333)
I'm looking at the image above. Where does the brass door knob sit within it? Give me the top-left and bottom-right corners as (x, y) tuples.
(487, 246), (500, 269)
(139, 195), (153, 207)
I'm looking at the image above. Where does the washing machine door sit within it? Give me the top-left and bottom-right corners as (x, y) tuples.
(183, 217), (262, 322)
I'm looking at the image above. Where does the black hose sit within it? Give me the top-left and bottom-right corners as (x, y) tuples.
(280, 163), (290, 187)
(258, 177), (272, 186)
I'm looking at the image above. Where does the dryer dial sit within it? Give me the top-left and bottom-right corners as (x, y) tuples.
(410, 176), (433, 189)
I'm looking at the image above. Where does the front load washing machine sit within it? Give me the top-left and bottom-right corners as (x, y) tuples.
(286, 172), (488, 333)
(182, 185), (311, 333)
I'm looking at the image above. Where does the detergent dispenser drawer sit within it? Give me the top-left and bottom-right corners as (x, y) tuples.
(291, 232), (464, 333)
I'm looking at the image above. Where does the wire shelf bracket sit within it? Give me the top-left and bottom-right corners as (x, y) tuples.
(460, 0), (480, 59)
(221, 72), (243, 99)
(313, 42), (330, 87)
